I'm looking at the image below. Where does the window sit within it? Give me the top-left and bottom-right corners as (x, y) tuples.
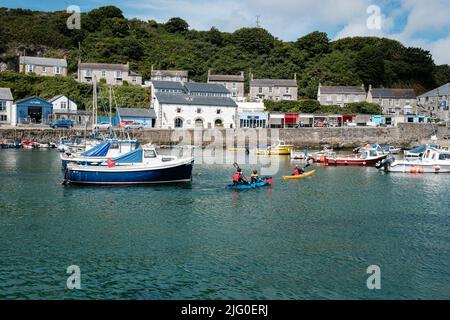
(174, 118), (183, 128)
(115, 71), (122, 79)
(326, 95), (332, 102)
(396, 99), (400, 106)
(0, 115), (7, 121)
(42, 66), (47, 73)
(285, 87), (289, 94)
(101, 70), (106, 77)
(354, 96), (360, 102)
(214, 119), (223, 127)
(0, 100), (6, 111)
(26, 64), (35, 73)
(337, 95), (343, 102)
(195, 118), (204, 128)
(259, 87), (263, 94)
(60, 101), (67, 109)
(85, 69), (92, 77)
(269, 87), (273, 93)
(196, 108), (202, 114)
(132, 76), (137, 83)
(176, 107), (182, 113)
(54, 66), (61, 75)
(232, 82), (236, 89)
(216, 109), (221, 114)
(144, 150), (157, 158)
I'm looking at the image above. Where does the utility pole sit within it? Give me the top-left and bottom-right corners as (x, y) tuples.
(109, 86), (113, 137)
(256, 15), (261, 28)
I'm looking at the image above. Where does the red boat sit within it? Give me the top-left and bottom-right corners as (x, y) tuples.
(325, 148), (387, 166)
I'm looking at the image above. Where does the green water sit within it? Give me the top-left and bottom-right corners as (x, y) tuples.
(0, 149), (449, 300)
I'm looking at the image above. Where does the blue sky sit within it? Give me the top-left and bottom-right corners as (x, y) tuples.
(1, 0), (449, 65)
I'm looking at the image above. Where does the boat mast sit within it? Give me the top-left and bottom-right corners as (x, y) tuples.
(92, 76), (98, 132)
(109, 85), (113, 138)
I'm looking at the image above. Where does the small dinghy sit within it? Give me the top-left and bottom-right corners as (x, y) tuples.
(282, 170), (316, 180)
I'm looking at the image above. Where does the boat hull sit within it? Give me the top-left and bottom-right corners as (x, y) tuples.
(386, 163), (450, 173)
(65, 160), (194, 185)
(326, 155), (387, 166)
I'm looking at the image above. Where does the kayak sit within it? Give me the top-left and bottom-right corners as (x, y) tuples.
(282, 170), (316, 180)
(227, 180), (272, 190)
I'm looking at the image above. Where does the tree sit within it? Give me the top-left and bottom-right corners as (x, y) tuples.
(296, 31), (330, 58)
(232, 28), (274, 54)
(355, 45), (385, 87)
(207, 27), (223, 46)
(433, 65), (450, 86)
(165, 17), (189, 33)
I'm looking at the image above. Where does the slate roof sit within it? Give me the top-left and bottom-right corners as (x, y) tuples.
(20, 56), (67, 67)
(151, 70), (188, 77)
(250, 79), (297, 87)
(79, 63), (130, 72)
(117, 108), (156, 118)
(155, 93), (237, 107)
(0, 88), (13, 100)
(320, 86), (366, 95)
(152, 81), (185, 91)
(184, 82), (230, 94)
(208, 74), (244, 82)
(371, 88), (416, 99)
(418, 83), (450, 98)
(15, 96), (52, 106)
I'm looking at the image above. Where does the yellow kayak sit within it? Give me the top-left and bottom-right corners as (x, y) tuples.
(282, 170), (316, 180)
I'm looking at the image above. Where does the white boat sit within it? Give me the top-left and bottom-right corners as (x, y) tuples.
(377, 146), (450, 173)
(404, 144), (437, 159)
(382, 145), (401, 154)
(290, 149), (308, 160)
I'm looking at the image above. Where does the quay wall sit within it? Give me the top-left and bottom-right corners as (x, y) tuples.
(0, 124), (448, 148)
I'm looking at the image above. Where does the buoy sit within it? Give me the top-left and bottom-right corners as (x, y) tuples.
(418, 167), (424, 174)
(435, 166), (441, 173)
(410, 167), (417, 174)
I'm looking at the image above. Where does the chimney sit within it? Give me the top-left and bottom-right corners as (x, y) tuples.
(151, 64), (154, 72)
(294, 73), (297, 80)
(240, 71), (244, 77)
(208, 69), (211, 76)
(368, 84), (373, 92)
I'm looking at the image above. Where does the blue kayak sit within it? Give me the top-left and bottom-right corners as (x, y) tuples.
(227, 180), (272, 190)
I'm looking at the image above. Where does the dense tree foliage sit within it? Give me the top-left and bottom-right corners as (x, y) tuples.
(0, 5), (449, 105)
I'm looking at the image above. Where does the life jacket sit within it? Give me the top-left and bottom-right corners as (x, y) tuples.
(293, 168), (300, 175)
(233, 172), (241, 182)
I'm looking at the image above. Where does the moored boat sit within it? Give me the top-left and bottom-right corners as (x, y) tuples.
(256, 140), (293, 156)
(325, 148), (387, 166)
(63, 146), (194, 185)
(227, 179), (272, 190)
(377, 146), (450, 173)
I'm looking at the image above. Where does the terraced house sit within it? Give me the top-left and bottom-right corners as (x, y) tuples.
(207, 70), (245, 100)
(77, 62), (142, 86)
(19, 56), (67, 77)
(151, 67), (189, 83)
(0, 88), (13, 125)
(418, 83), (450, 121)
(317, 84), (367, 107)
(367, 86), (417, 115)
(249, 74), (298, 102)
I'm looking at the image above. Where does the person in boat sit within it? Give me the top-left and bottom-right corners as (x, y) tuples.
(293, 166), (305, 176)
(232, 168), (247, 185)
(250, 170), (260, 184)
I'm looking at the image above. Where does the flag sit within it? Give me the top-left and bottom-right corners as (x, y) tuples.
(107, 158), (116, 168)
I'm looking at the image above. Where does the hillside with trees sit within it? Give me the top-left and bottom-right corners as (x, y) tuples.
(0, 5), (449, 110)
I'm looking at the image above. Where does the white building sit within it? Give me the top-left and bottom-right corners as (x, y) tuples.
(237, 102), (268, 128)
(154, 93), (237, 129)
(48, 95), (77, 113)
(0, 88), (13, 125)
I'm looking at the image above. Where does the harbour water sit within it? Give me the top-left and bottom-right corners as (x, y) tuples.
(0, 149), (449, 299)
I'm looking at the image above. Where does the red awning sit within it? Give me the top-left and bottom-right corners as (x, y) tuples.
(285, 113), (299, 124)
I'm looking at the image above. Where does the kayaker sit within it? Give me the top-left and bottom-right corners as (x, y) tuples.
(232, 168), (246, 185)
(250, 170), (259, 184)
(293, 166), (305, 176)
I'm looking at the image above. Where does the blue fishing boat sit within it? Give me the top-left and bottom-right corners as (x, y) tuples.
(63, 146), (194, 185)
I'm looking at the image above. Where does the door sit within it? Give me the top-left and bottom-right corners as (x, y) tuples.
(28, 107), (42, 124)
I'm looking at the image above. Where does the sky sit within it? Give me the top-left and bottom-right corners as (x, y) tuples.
(1, 0), (449, 65)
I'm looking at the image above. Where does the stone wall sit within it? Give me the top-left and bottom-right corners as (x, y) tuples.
(0, 124), (448, 148)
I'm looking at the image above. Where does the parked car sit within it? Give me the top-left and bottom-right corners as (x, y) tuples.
(94, 122), (111, 130)
(49, 119), (73, 129)
(124, 122), (144, 130)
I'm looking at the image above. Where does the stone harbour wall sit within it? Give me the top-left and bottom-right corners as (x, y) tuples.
(0, 124), (448, 148)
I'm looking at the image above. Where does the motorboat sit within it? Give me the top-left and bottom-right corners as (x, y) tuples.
(381, 145), (401, 154)
(377, 146), (450, 173)
(63, 145), (194, 185)
(404, 144), (437, 159)
(325, 148), (388, 166)
(308, 146), (334, 163)
(256, 140), (294, 156)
